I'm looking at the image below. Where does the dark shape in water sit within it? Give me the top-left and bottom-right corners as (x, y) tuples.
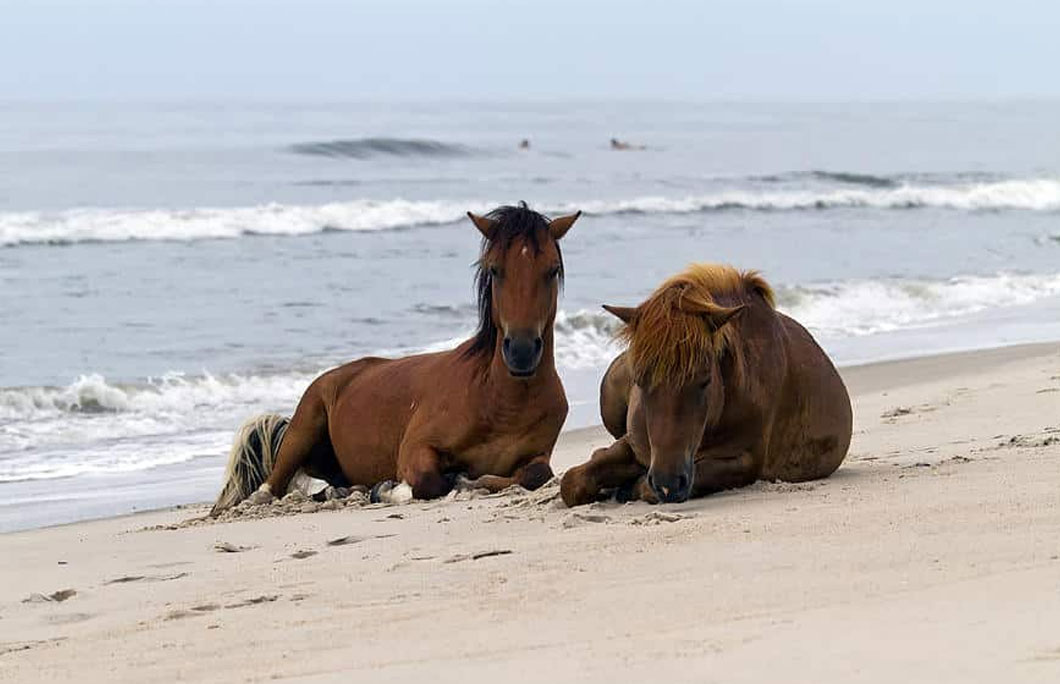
(288, 138), (470, 159)
(755, 170), (898, 188)
(810, 170), (898, 188)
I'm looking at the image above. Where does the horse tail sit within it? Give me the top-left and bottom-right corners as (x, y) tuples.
(210, 413), (290, 516)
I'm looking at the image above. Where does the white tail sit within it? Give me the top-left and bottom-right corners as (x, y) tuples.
(210, 413), (289, 516)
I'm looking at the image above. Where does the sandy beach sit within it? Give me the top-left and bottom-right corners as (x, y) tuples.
(2, 342), (1058, 683)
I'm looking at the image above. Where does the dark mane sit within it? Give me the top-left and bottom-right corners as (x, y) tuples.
(464, 202), (564, 359)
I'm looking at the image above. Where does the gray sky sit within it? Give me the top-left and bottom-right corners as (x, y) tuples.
(2, 0), (1058, 100)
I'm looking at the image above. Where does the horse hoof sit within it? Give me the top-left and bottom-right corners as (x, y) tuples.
(369, 481), (391, 503)
(366, 479), (396, 500)
(246, 484), (275, 506)
(388, 482), (414, 504)
(370, 480), (413, 504)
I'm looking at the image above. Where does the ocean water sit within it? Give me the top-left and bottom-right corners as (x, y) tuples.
(2, 100), (1059, 531)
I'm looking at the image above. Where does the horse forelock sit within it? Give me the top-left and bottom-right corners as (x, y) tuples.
(464, 203), (563, 360)
(619, 264), (774, 389)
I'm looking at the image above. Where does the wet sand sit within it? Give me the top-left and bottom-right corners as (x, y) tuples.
(2, 343), (1059, 682)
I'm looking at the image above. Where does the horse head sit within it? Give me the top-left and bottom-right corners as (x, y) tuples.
(467, 204), (580, 377)
(603, 265), (765, 502)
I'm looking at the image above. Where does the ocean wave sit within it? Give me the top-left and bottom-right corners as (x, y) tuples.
(0, 199), (472, 246)
(554, 309), (623, 369)
(5, 177), (1058, 247)
(0, 371), (311, 421)
(776, 272), (1060, 337)
(288, 138), (471, 159)
(0, 371), (314, 482)
(576, 178), (1060, 215)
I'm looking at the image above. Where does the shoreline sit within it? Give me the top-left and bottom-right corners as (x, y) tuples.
(3, 340), (1058, 536)
(1, 339), (1058, 681)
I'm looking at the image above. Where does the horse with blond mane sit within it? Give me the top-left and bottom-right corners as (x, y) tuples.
(561, 263), (852, 506)
(212, 203), (580, 513)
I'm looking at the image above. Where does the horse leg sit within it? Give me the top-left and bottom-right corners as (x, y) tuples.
(462, 454), (555, 493)
(259, 386), (330, 500)
(560, 436), (645, 507)
(691, 448), (759, 495)
(388, 444), (452, 501)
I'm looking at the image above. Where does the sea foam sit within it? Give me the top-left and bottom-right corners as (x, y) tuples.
(3, 178), (1058, 247)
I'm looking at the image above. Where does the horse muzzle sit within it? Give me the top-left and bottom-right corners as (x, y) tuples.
(502, 333), (543, 377)
(647, 463), (693, 503)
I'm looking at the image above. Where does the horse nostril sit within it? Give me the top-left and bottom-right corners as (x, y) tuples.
(676, 473), (689, 494)
(533, 337), (543, 353)
(503, 337), (511, 353)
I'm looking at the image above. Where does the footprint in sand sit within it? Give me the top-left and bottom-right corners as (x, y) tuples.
(22, 589), (77, 604)
(880, 404), (938, 423)
(0, 638), (67, 656)
(629, 511), (689, 525)
(104, 572), (188, 585)
(44, 612), (94, 625)
(165, 595), (279, 620)
(214, 541), (256, 553)
(562, 512), (612, 529)
(225, 595), (279, 609)
(326, 534), (395, 546)
(443, 549), (513, 563)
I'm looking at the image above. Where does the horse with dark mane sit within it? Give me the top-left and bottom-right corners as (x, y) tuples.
(212, 204), (580, 513)
(561, 263), (851, 506)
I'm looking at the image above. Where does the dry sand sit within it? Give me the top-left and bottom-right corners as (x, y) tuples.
(2, 343), (1059, 683)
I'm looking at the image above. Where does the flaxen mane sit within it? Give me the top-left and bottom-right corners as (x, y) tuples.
(464, 203), (564, 358)
(619, 264), (774, 388)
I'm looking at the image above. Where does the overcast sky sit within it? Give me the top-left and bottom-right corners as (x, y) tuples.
(2, 0), (1058, 100)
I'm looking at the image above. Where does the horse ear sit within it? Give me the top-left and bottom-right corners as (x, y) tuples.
(548, 211), (581, 240)
(682, 300), (746, 330)
(602, 304), (639, 325)
(467, 212), (498, 239)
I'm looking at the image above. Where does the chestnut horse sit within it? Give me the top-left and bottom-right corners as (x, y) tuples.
(212, 204), (580, 513)
(561, 264), (851, 506)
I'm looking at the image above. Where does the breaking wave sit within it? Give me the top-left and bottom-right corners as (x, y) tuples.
(776, 271), (1060, 337)
(3, 177), (1059, 247)
(0, 371), (314, 482)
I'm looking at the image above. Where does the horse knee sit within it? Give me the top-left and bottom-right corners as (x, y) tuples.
(408, 470), (451, 500)
(518, 462), (553, 491)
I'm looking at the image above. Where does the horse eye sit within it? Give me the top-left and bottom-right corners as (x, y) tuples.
(547, 266), (560, 280)
(488, 265), (500, 278)
(699, 379), (710, 390)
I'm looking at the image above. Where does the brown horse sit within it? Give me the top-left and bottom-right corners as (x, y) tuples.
(561, 263), (852, 506)
(212, 204), (580, 513)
